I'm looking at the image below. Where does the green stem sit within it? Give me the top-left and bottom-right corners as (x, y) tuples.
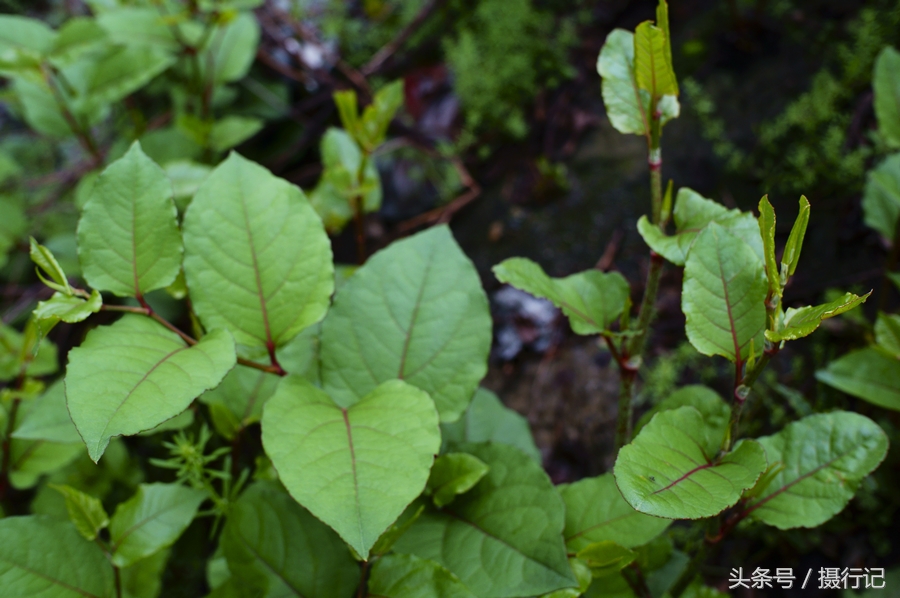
(722, 349), (775, 453)
(113, 564), (122, 598)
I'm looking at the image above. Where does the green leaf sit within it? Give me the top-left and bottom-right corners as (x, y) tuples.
(357, 80), (404, 151)
(0, 15), (56, 78)
(164, 160), (211, 210)
(874, 46), (900, 149)
(634, 385), (729, 443)
(261, 376), (441, 557)
(50, 484), (109, 541)
(95, 8), (179, 51)
(368, 554), (478, 598)
(33, 290), (102, 334)
(614, 407), (766, 519)
(637, 187), (763, 267)
(371, 504), (425, 557)
(816, 347), (900, 411)
(493, 258), (629, 335)
(198, 365), (278, 438)
(183, 152), (334, 348)
(110, 483), (206, 567)
(633, 21), (678, 99)
(0, 516), (115, 597)
(576, 541), (636, 577)
(0, 200), (26, 270)
(30, 237), (72, 295)
(394, 443), (577, 598)
(426, 452), (489, 508)
(49, 17), (109, 66)
(765, 292), (870, 343)
(782, 196), (810, 277)
(82, 44), (176, 107)
(875, 312), (900, 355)
(9, 440), (84, 490)
(682, 222), (767, 363)
(11, 380), (80, 444)
(0, 323), (58, 382)
(560, 473), (670, 553)
(199, 12), (259, 84)
(596, 29), (648, 136)
(441, 388), (541, 463)
(333, 90), (360, 141)
(221, 481), (358, 598)
(66, 314), (236, 462)
(862, 153), (900, 241)
(758, 195), (779, 298)
(744, 412), (888, 529)
(78, 142), (182, 297)
(320, 225), (491, 422)
(209, 116), (264, 152)
(121, 548), (168, 598)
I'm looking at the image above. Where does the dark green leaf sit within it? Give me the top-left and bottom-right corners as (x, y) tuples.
(862, 153), (900, 241)
(816, 347), (900, 411)
(368, 553), (477, 598)
(874, 46), (900, 149)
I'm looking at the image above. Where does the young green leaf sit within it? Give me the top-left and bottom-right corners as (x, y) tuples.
(873, 46), (900, 149)
(394, 443), (578, 597)
(333, 89), (360, 140)
(183, 152), (334, 348)
(0, 516), (115, 597)
(199, 12), (260, 84)
(614, 407), (766, 519)
(66, 315), (236, 462)
(633, 21), (678, 99)
(744, 412), (888, 529)
(320, 225), (491, 422)
(50, 484), (109, 541)
(875, 312), (900, 355)
(637, 188), (763, 266)
(11, 379), (80, 444)
(221, 481), (358, 598)
(261, 376), (441, 557)
(816, 347), (900, 411)
(426, 452), (489, 508)
(576, 541), (636, 577)
(441, 388), (541, 463)
(0, 323), (58, 382)
(682, 222), (768, 363)
(634, 385), (729, 443)
(765, 291), (870, 343)
(33, 290), (102, 335)
(782, 196), (810, 277)
(358, 80), (404, 151)
(77, 142), (182, 298)
(368, 554), (477, 598)
(493, 258), (630, 335)
(109, 483), (206, 567)
(757, 195), (779, 298)
(597, 29), (649, 136)
(861, 153), (900, 241)
(560, 473), (670, 553)
(30, 237), (72, 295)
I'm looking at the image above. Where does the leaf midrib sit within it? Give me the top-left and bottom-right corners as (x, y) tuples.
(239, 181), (275, 348)
(0, 556), (103, 597)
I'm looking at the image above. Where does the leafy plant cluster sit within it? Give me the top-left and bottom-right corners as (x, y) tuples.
(0, 2), (898, 598)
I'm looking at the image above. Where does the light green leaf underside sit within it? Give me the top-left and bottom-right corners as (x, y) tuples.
(78, 142), (182, 297)
(682, 222), (767, 362)
(394, 442), (577, 598)
(441, 388), (541, 463)
(493, 258), (629, 335)
(261, 376), (441, 557)
(0, 516), (115, 598)
(745, 412), (888, 529)
(369, 554), (478, 598)
(320, 225), (491, 422)
(637, 187), (764, 267)
(221, 481), (358, 598)
(110, 483), (206, 567)
(66, 315), (236, 462)
(766, 292), (870, 342)
(183, 152), (334, 348)
(874, 46), (900, 149)
(597, 29), (648, 136)
(816, 347), (900, 411)
(614, 407), (766, 519)
(862, 152), (900, 241)
(426, 452), (489, 508)
(560, 473), (670, 553)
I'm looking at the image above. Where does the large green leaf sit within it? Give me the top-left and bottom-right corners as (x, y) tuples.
(261, 376), (441, 557)
(11, 379), (80, 444)
(816, 347), (900, 411)
(596, 29), (649, 136)
(614, 407), (766, 519)
(682, 222), (767, 363)
(862, 153), (900, 241)
(766, 292), (870, 343)
(77, 142), (182, 297)
(109, 483), (206, 567)
(221, 481), (358, 598)
(183, 152), (333, 348)
(66, 315), (236, 462)
(0, 516), (115, 597)
(637, 188), (763, 267)
(95, 8), (179, 51)
(393, 443), (577, 598)
(744, 412), (888, 529)
(441, 388), (541, 463)
(368, 554), (477, 598)
(320, 225), (490, 422)
(560, 473), (670, 553)
(0, 15), (56, 78)
(493, 258), (629, 335)
(80, 44), (176, 107)
(874, 46), (900, 149)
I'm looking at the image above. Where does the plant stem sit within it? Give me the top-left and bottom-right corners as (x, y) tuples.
(357, 560), (370, 598)
(0, 397), (21, 503)
(622, 562), (653, 598)
(723, 348), (776, 453)
(114, 564), (122, 598)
